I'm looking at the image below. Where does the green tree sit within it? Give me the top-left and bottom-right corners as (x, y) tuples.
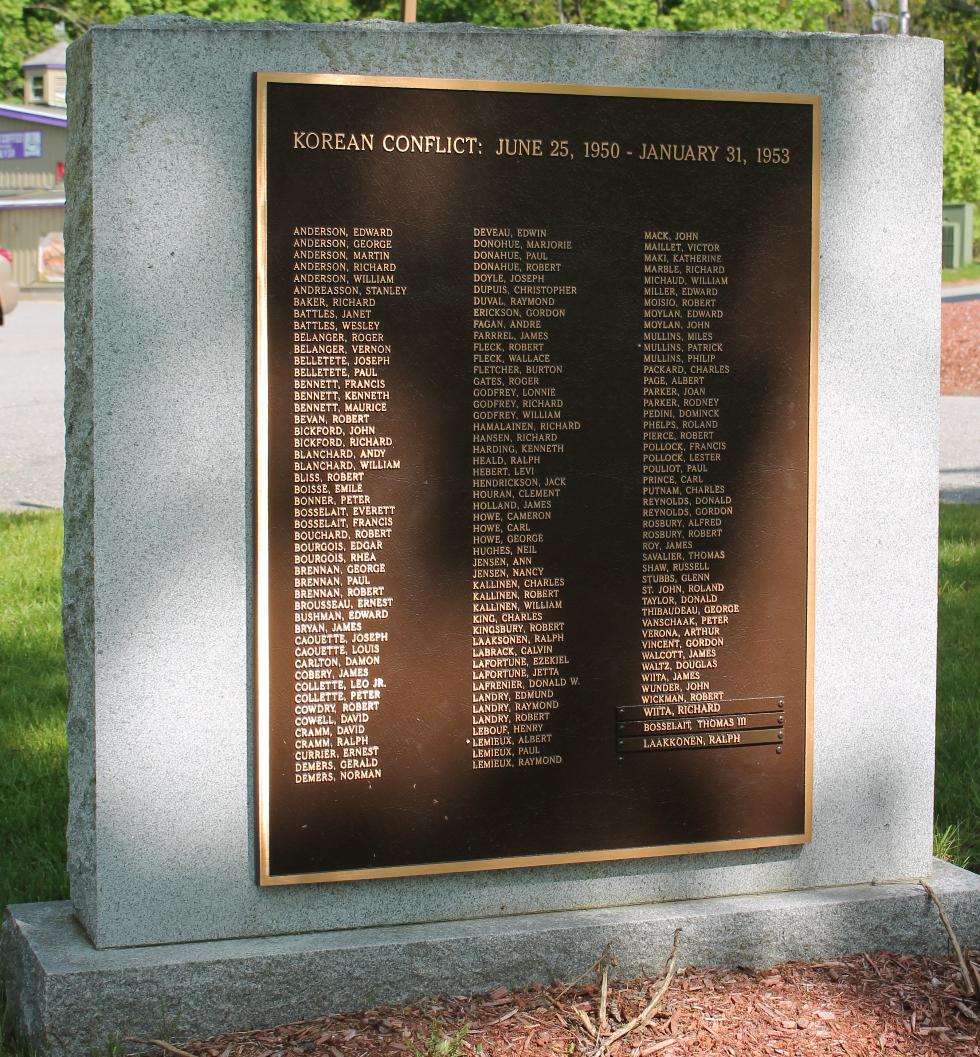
(915, 0), (980, 92)
(0, 1), (62, 100)
(434, 0), (840, 29)
(663, 0), (837, 31)
(0, 0), (361, 100)
(3, 0), (979, 103)
(944, 83), (980, 201)
(416, 0), (554, 25)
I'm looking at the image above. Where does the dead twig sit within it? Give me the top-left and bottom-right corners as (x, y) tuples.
(553, 943), (616, 1003)
(969, 958), (980, 997)
(548, 941), (619, 1051)
(595, 943), (617, 1035)
(570, 1002), (598, 1038)
(124, 1039), (198, 1057)
(598, 962), (610, 1033)
(920, 881), (975, 997)
(596, 929), (682, 1055)
(640, 1036), (692, 1054)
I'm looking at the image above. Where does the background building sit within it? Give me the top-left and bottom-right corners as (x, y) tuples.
(0, 41), (66, 292)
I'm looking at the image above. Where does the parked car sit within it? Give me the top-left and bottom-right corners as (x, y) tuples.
(0, 248), (19, 324)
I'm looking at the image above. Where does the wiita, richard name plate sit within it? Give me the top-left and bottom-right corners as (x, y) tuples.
(255, 74), (818, 885)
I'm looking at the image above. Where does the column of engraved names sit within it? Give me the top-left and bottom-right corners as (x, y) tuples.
(290, 225), (404, 784)
(625, 230), (782, 753)
(470, 227), (580, 770)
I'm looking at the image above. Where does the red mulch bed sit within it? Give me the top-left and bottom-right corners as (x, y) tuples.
(152, 950), (980, 1057)
(943, 299), (980, 395)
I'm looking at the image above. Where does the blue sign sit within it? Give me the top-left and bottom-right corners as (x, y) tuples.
(0, 131), (42, 160)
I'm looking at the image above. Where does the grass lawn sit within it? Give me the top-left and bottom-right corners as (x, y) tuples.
(934, 502), (980, 870)
(0, 510), (68, 914)
(942, 261), (980, 284)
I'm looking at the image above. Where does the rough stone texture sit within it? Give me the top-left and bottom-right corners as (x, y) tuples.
(61, 19), (944, 950)
(3, 861), (979, 1057)
(62, 29), (96, 941)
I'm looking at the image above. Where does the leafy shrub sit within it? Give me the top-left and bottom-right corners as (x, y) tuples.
(944, 84), (980, 204)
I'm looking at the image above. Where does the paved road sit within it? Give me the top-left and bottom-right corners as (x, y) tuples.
(0, 299), (65, 511)
(940, 396), (980, 503)
(942, 281), (980, 303)
(0, 300), (977, 510)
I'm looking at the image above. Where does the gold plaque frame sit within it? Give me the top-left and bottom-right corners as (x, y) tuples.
(255, 73), (820, 886)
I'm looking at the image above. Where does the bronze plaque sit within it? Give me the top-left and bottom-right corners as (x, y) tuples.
(255, 74), (818, 885)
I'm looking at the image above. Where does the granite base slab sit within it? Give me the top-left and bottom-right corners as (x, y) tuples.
(4, 860), (980, 1057)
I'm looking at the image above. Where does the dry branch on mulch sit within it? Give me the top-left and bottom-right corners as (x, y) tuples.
(942, 299), (980, 395)
(144, 948), (980, 1057)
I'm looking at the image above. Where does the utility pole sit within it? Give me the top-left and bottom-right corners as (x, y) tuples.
(898, 0), (910, 34)
(868, 0), (910, 34)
